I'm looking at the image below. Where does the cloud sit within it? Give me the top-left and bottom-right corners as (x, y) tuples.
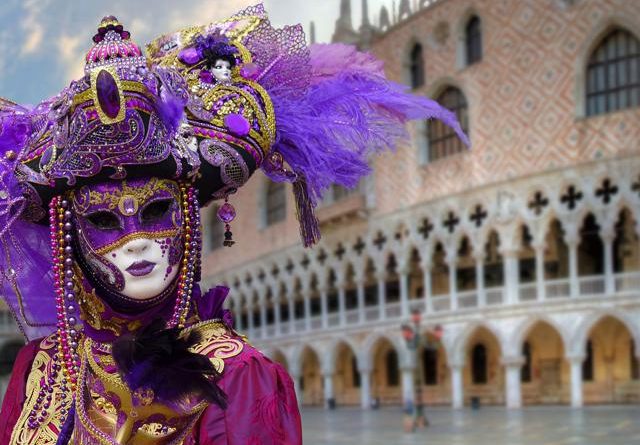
(57, 34), (84, 81)
(20, 0), (50, 56)
(165, 0), (256, 32)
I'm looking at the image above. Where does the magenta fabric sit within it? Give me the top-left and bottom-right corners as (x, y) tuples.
(0, 332), (302, 444)
(0, 338), (40, 444)
(185, 343), (302, 445)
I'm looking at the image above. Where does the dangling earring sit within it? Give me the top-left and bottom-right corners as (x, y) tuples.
(217, 195), (236, 247)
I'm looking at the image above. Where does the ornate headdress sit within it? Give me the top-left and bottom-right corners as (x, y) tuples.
(0, 4), (467, 343)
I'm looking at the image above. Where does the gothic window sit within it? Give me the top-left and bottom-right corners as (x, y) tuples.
(423, 348), (438, 385)
(409, 43), (425, 88)
(385, 349), (400, 386)
(465, 16), (482, 66)
(265, 182), (286, 226)
(586, 28), (640, 116)
(521, 342), (532, 383)
(471, 343), (488, 384)
(208, 205), (224, 250)
(583, 340), (594, 381)
(426, 87), (468, 162)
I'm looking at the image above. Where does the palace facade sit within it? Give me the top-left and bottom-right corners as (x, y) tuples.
(198, 0), (640, 409)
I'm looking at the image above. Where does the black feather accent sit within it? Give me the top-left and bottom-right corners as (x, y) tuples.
(112, 318), (227, 409)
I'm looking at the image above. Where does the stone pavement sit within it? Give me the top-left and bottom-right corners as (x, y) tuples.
(301, 405), (640, 445)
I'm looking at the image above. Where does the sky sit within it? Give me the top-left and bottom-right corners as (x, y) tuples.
(0, 0), (391, 105)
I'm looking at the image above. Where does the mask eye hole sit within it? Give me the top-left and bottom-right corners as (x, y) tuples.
(141, 199), (172, 223)
(85, 211), (121, 230)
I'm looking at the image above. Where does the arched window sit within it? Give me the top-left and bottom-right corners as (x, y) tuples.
(409, 43), (425, 89)
(265, 182), (286, 226)
(521, 341), (532, 383)
(423, 347), (438, 385)
(465, 16), (482, 66)
(208, 205), (224, 250)
(385, 349), (399, 386)
(471, 343), (488, 384)
(426, 86), (468, 162)
(583, 340), (594, 381)
(586, 28), (640, 116)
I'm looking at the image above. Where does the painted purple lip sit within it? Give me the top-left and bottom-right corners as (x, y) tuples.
(126, 260), (156, 277)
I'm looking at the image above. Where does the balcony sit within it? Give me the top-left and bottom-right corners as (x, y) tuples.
(242, 271), (640, 341)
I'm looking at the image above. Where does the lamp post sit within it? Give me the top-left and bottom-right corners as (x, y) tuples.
(401, 309), (443, 433)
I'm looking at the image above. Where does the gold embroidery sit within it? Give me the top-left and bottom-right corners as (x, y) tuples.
(94, 229), (179, 256)
(73, 177), (181, 216)
(9, 336), (71, 445)
(185, 320), (244, 374)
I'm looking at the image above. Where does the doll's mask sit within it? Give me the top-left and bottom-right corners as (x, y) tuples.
(71, 178), (183, 300)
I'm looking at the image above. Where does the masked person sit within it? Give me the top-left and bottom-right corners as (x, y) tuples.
(0, 5), (467, 445)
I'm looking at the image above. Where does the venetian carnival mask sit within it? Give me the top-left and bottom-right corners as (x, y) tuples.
(71, 177), (183, 300)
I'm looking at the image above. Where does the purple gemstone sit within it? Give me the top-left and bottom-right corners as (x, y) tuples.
(199, 70), (214, 84)
(240, 63), (260, 80)
(224, 113), (250, 137)
(122, 197), (136, 215)
(217, 202), (236, 223)
(96, 70), (120, 119)
(178, 47), (201, 65)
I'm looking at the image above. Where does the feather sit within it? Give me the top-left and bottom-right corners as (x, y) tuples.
(112, 318), (227, 410)
(269, 68), (469, 205)
(155, 88), (185, 136)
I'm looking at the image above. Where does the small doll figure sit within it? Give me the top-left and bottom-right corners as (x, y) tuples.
(179, 31), (237, 85)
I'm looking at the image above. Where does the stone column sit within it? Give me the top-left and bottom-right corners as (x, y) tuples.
(399, 266), (410, 318)
(320, 288), (329, 329)
(534, 243), (546, 301)
(292, 371), (302, 406)
(377, 273), (387, 320)
(338, 284), (347, 326)
(235, 299), (244, 331)
(421, 261), (433, 313)
(356, 278), (366, 323)
(446, 254), (458, 311)
(303, 283), (312, 332)
(259, 294), (268, 339)
(567, 237), (579, 298)
(401, 367), (415, 406)
(502, 249), (520, 305)
(274, 295), (282, 336)
(474, 252), (486, 307)
(502, 356), (524, 408)
(602, 231), (615, 295)
(247, 300), (255, 339)
(360, 369), (372, 409)
(287, 293), (295, 334)
(323, 373), (335, 409)
(450, 363), (464, 409)
(568, 355), (584, 407)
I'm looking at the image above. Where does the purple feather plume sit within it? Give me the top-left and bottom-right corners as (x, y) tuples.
(112, 318), (227, 410)
(264, 43), (470, 205)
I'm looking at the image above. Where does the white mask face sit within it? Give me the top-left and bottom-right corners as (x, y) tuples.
(104, 236), (180, 300)
(211, 59), (232, 83)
